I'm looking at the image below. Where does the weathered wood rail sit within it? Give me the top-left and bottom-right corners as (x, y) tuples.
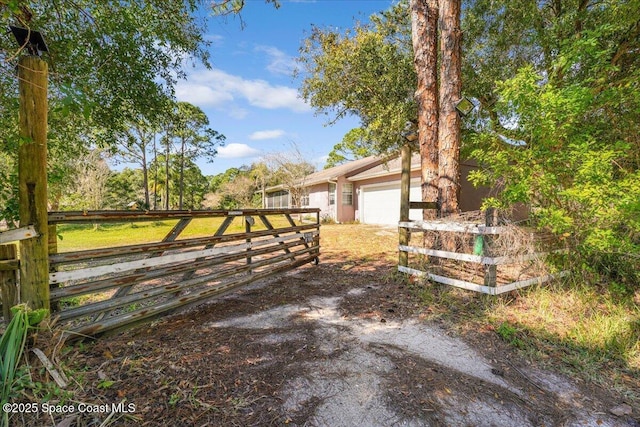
(43, 209), (320, 337)
(1, 226), (40, 321)
(398, 209), (567, 295)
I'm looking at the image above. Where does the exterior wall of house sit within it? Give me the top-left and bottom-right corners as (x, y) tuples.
(307, 183), (330, 219)
(265, 159), (493, 225)
(351, 163), (490, 220)
(459, 163), (489, 212)
(352, 170), (421, 222)
(336, 176), (356, 223)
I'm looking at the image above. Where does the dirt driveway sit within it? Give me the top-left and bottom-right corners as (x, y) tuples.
(44, 226), (636, 426)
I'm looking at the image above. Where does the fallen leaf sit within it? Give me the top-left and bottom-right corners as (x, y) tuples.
(609, 403), (632, 417)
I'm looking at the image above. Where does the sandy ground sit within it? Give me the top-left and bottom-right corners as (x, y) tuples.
(206, 277), (634, 427)
(19, 251), (637, 426)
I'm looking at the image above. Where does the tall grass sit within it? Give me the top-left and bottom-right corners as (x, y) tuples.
(0, 305), (47, 427)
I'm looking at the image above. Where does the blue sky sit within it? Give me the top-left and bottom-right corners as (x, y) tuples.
(175, 0), (393, 176)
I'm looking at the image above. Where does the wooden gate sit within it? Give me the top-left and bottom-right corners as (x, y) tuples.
(46, 209), (320, 338)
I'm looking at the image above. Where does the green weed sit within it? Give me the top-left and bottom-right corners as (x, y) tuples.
(0, 305), (48, 427)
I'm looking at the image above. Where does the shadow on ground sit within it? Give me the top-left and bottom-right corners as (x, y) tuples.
(17, 254), (639, 426)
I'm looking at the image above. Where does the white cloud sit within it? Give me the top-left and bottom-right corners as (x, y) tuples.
(175, 83), (234, 107)
(176, 68), (310, 113)
(229, 107), (249, 120)
(249, 129), (286, 140)
(205, 34), (225, 45)
(235, 78), (307, 111)
(255, 45), (297, 76)
(218, 143), (261, 159)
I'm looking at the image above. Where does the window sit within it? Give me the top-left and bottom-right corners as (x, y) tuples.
(301, 189), (310, 207)
(342, 183), (353, 205)
(266, 190), (289, 208)
(328, 183), (336, 205)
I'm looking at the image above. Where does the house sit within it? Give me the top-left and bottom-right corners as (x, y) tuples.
(265, 154), (490, 225)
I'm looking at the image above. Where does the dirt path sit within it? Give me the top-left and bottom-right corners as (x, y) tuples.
(58, 254), (636, 427)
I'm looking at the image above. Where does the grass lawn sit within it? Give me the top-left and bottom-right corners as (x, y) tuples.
(55, 215), (300, 252)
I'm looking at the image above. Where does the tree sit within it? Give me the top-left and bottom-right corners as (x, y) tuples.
(150, 153), (172, 210)
(410, 0), (439, 219)
(324, 128), (377, 168)
(1, 1), (209, 136)
(210, 0), (279, 16)
(59, 149), (111, 212)
(0, 1), (210, 222)
(178, 159), (209, 210)
(437, 0), (462, 216)
(149, 154), (209, 210)
(218, 174), (257, 209)
(209, 166), (247, 209)
(463, 0), (640, 287)
(114, 115), (158, 209)
(264, 145), (315, 208)
(298, 3), (416, 157)
(105, 168), (145, 210)
(167, 102), (225, 210)
(249, 162), (271, 208)
(300, 1), (464, 216)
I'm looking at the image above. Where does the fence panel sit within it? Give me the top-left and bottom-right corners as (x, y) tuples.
(48, 209), (320, 337)
(397, 209), (568, 295)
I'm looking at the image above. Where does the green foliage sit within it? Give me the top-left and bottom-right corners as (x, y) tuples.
(0, 1), (211, 222)
(297, 2), (416, 159)
(1, 1), (210, 132)
(105, 168), (145, 210)
(0, 153), (18, 225)
(0, 305), (48, 426)
(168, 102), (225, 209)
(149, 155), (210, 210)
(171, 102), (225, 165)
(325, 128), (376, 168)
(496, 323), (525, 349)
(210, 0), (280, 16)
(211, 164), (266, 210)
(466, 0), (640, 288)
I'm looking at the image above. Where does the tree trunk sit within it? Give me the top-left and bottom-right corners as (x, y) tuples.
(152, 134), (158, 210)
(438, 0), (462, 217)
(179, 137), (186, 210)
(142, 147), (150, 209)
(411, 0), (440, 222)
(165, 131), (170, 210)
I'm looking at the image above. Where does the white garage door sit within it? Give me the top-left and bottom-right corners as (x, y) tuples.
(360, 180), (422, 225)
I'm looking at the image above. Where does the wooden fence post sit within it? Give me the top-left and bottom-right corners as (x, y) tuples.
(399, 144), (411, 269)
(245, 216), (253, 273)
(483, 208), (498, 288)
(18, 55), (50, 311)
(49, 223), (59, 311)
(1, 244), (18, 322)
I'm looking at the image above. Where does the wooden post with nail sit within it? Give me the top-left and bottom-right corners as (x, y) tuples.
(18, 55), (50, 311)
